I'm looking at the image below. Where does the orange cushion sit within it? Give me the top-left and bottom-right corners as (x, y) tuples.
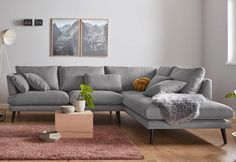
(133, 77), (151, 91)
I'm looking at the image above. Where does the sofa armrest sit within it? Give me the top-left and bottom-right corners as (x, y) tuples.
(198, 78), (212, 100)
(6, 74), (19, 96)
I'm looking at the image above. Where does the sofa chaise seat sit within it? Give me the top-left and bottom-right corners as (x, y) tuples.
(122, 91), (234, 120)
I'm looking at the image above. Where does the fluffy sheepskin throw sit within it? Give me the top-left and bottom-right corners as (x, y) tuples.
(152, 93), (207, 125)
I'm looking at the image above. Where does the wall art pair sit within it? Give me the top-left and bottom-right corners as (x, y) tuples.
(51, 18), (108, 57)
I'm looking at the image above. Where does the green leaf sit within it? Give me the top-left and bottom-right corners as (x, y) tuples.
(225, 92), (236, 99)
(79, 84), (94, 108)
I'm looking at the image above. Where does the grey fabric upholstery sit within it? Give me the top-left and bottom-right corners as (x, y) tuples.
(125, 108), (232, 129)
(85, 105), (125, 111)
(156, 66), (174, 76)
(16, 66), (59, 90)
(58, 66), (105, 91)
(144, 80), (186, 97)
(9, 105), (125, 112)
(7, 66), (233, 132)
(7, 75), (19, 95)
(9, 105), (61, 111)
(8, 91), (69, 106)
(9, 74), (29, 93)
(69, 90), (122, 105)
(146, 75), (171, 90)
(24, 73), (50, 91)
(170, 67), (205, 94)
(84, 74), (122, 92)
(122, 91), (233, 120)
(105, 66), (156, 90)
(198, 78), (212, 100)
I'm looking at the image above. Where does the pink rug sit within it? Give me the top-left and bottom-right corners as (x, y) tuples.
(0, 124), (144, 160)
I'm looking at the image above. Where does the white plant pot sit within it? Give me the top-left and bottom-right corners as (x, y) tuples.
(232, 132), (236, 143)
(74, 100), (86, 112)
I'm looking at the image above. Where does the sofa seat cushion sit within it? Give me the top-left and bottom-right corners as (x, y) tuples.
(8, 91), (69, 106)
(69, 90), (122, 105)
(122, 91), (233, 120)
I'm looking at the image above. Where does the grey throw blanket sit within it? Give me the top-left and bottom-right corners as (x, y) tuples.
(152, 93), (207, 125)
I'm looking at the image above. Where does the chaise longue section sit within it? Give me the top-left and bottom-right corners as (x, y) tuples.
(122, 90), (233, 144)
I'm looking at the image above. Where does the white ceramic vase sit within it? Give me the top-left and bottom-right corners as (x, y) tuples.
(74, 100), (86, 112)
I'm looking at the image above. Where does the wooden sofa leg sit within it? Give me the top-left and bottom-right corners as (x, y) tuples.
(150, 129), (155, 144)
(221, 128), (227, 144)
(109, 111), (112, 115)
(116, 111), (121, 124)
(11, 111), (16, 123)
(17, 111), (20, 115)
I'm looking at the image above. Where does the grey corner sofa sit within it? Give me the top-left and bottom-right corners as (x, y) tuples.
(6, 66), (234, 144)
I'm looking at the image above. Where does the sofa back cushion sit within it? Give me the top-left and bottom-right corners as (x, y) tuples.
(58, 66), (105, 91)
(15, 66), (59, 90)
(170, 66), (205, 94)
(105, 66), (156, 90)
(156, 66), (174, 76)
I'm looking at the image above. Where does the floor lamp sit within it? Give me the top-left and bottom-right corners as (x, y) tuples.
(0, 29), (16, 79)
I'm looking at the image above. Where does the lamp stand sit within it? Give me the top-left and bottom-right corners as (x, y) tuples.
(0, 43), (11, 83)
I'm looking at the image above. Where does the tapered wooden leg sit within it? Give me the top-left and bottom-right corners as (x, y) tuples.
(109, 111), (112, 115)
(116, 111), (121, 124)
(221, 128), (227, 144)
(17, 111), (20, 115)
(11, 111), (16, 123)
(150, 129), (155, 144)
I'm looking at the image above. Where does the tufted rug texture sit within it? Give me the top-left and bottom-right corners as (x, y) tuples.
(0, 124), (144, 160)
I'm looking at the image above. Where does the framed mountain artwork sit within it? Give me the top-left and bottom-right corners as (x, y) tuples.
(51, 18), (79, 56)
(81, 19), (108, 57)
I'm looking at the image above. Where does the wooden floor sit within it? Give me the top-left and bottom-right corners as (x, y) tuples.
(1, 111), (236, 162)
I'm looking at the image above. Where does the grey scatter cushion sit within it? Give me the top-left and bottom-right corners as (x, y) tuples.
(170, 67), (205, 94)
(146, 75), (172, 90)
(23, 73), (50, 91)
(143, 80), (187, 97)
(156, 66), (175, 76)
(10, 74), (29, 93)
(84, 74), (122, 92)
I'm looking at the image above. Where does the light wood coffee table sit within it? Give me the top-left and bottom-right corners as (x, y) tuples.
(55, 110), (93, 138)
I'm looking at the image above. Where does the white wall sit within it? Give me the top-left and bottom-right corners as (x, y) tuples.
(0, 0), (203, 102)
(203, 0), (236, 110)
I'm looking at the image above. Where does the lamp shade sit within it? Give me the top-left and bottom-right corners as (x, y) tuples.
(2, 29), (16, 45)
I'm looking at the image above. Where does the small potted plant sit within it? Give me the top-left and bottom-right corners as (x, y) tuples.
(74, 84), (94, 112)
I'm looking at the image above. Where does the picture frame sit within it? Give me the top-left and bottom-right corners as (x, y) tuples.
(50, 18), (80, 56)
(80, 19), (108, 57)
